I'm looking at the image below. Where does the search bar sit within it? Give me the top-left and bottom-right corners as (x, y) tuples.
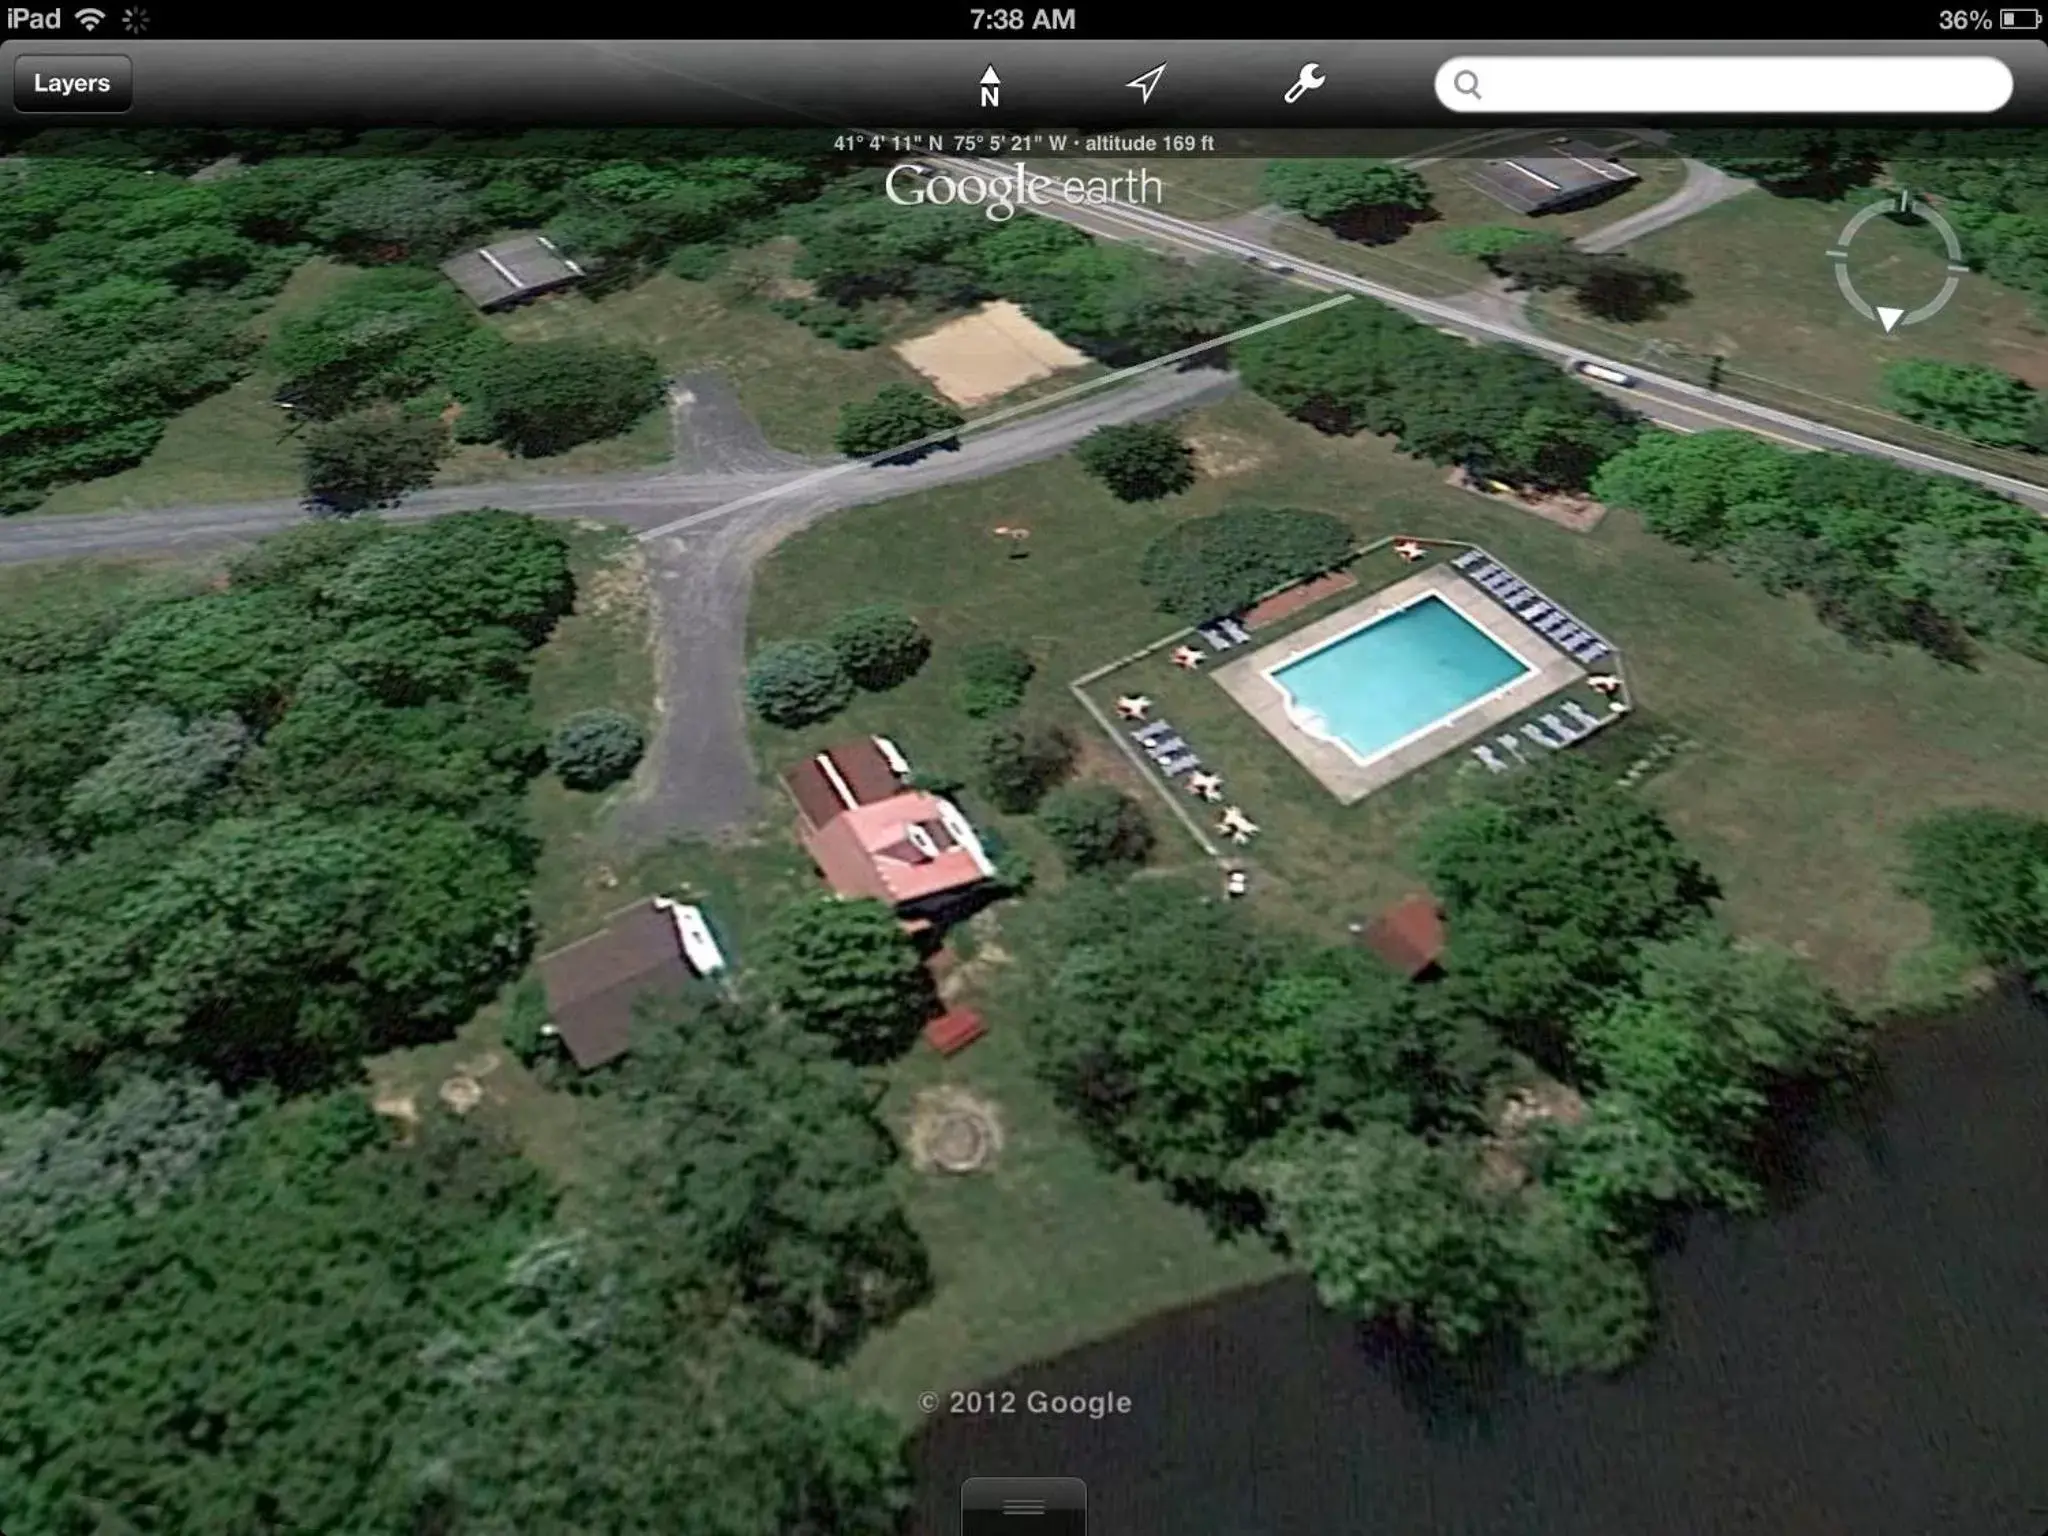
(1435, 56), (2015, 113)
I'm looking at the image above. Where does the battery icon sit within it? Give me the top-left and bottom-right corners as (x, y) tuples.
(2000, 7), (2042, 25)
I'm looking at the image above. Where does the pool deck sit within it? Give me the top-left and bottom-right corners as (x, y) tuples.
(1212, 564), (1584, 803)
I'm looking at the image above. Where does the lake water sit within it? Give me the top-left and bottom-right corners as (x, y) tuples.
(912, 987), (2048, 1536)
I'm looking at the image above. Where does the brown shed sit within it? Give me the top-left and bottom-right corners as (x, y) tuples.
(1357, 895), (1446, 979)
(536, 901), (696, 1070)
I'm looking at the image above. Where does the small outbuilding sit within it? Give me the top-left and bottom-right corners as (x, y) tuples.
(1464, 140), (1640, 216)
(441, 233), (586, 311)
(535, 897), (726, 1071)
(923, 1007), (988, 1057)
(1356, 895), (1447, 980)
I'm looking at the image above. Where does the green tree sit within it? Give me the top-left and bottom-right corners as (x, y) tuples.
(954, 640), (1035, 716)
(1416, 758), (1719, 1047)
(1882, 357), (2042, 448)
(1074, 420), (1198, 501)
(96, 585), (336, 725)
(1630, 930), (1864, 1081)
(386, 1240), (910, 1536)
(1018, 876), (1281, 1203)
(632, 994), (932, 1360)
(1901, 807), (2048, 979)
(1507, 1187), (1654, 1374)
(745, 639), (854, 727)
(1262, 159), (1433, 238)
(62, 705), (250, 835)
(500, 972), (556, 1066)
(548, 707), (646, 791)
(0, 1099), (548, 1535)
(306, 168), (483, 261)
(319, 508), (574, 645)
(1571, 994), (1768, 1213)
(1138, 505), (1353, 621)
(823, 602), (931, 690)
(461, 337), (665, 456)
(1038, 782), (1154, 873)
(0, 807), (532, 1092)
(300, 405), (449, 512)
(972, 717), (1075, 813)
(0, 1071), (239, 1251)
(833, 382), (966, 461)
(758, 897), (933, 1063)
(1247, 1124), (1510, 1352)
(268, 265), (480, 419)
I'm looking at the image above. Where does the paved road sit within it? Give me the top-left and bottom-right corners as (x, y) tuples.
(0, 361), (1234, 838)
(618, 363), (1239, 837)
(1575, 157), (1754, 254)
(932, 152), (2048, 513)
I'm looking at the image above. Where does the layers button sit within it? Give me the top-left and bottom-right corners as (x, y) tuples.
(14, 55), (132, 111)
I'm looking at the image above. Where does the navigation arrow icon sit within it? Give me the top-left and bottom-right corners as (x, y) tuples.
(1127, 63), (1166, 103)
(1877, 305), (1905, 332)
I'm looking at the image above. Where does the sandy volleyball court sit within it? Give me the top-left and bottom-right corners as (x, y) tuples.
(892, 300), (1090, 407)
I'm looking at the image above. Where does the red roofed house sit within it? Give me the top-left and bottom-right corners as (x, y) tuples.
(781, 736), (997, 931)
(1357, 894), (1447, 980)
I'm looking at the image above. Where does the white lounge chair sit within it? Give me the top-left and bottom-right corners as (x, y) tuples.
(1523, 722), (1562, 750)
(1132, 720), (1174, 745)
(1473, 744), (1510, 773)
(1498, 734), (1527, 761)
(1199, 626), (1231, 651)
(1454, 549), (1485, 570)
(1553, 625), (1587, 647)
(1538, 614), (1571, 636)
(1575, 643), (1611, 663)
(1516, 600), (1551, 621)
(1146, 736), (1189, 760)
(1221, 618), (1252, 644)
(1562, 700), (1604, 731)
(1157, 752), (1200, 777)
(1541, 712), (1583, 743)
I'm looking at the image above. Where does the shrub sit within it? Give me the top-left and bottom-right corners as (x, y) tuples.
(548, 708), (646, 791)
(824, 603), (930, 691)
(299, 407), (448, 514)
(1038, 783), (1154, 872)
(834, 383), (965, 461)
(666, 242), (728, 281)
(745, 639), (853, 727)
(955, 642), (1035, 717)
(1139, 506), (1353, 622)
(501, 974), (556, 1066)
(1074, 421), (1198, 502)
(973, 718), (1076, 814)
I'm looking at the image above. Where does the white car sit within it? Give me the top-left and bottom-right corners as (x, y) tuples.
(1574, 361), (1637, 387)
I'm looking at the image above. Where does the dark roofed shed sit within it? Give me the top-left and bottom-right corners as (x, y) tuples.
(441, 233), (586, 311)
(537, 901), (692, 1070)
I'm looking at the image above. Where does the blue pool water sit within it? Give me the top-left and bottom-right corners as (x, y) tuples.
(1271, 595), (1530, 762)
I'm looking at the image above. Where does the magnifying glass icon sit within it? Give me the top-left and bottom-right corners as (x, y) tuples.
(1453, 69), (1481, 100)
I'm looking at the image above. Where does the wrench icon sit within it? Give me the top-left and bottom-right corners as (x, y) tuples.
(1283, 62), (1326, 104)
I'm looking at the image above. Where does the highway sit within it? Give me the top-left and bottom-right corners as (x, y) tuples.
(928, 152), (2048, 513)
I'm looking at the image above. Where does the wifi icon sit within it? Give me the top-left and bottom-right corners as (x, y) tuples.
(75, 6), (105, 26)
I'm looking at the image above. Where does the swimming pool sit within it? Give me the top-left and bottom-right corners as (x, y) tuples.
(1269, 594), (1531, 766)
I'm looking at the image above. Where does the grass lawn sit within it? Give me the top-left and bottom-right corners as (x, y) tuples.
(1526, 190), (2048, 430)
(748, 388), (2048, 1004)
(1043, 138), (1684, 299)
(32, 260), (362, 516)
(30, 242), (951, 515)
(490, 256), (930, 455)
